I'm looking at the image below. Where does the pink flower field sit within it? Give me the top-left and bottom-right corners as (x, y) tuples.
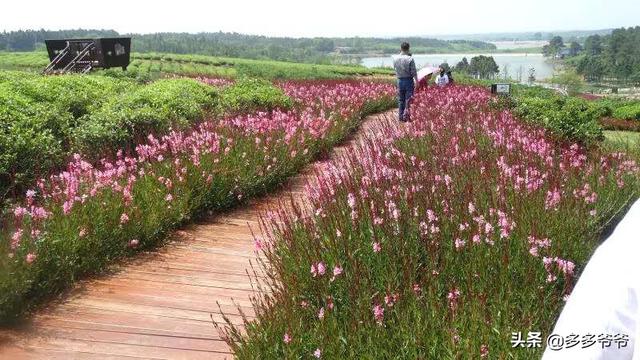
(219, 85), (639, 359)
(0, 79), (395, 321)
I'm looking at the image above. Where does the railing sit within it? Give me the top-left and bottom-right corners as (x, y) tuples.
(43, 42), (71, 74)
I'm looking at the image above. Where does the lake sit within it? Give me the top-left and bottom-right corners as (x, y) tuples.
(361, 53), (557, 82)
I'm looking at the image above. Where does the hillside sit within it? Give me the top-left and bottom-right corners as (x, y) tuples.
(0, 29), (496, 64)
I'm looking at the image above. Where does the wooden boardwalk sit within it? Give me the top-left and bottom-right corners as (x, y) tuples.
(0, 111), (393, 359)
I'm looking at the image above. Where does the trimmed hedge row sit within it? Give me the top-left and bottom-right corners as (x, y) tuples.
(0, 71), (292, 202)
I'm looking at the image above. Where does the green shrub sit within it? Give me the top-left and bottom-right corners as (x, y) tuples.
(613, 103), (640, 121)
(0, 88), (65, 198)
(73, 78), (220, 154)
(512, 92), (603, 144)
(0, 72), (220, 199)
(548, 98), (604, 143)
(221, 78), (292, 114)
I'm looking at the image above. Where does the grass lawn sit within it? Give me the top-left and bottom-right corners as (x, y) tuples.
(604, 130), (640, 145)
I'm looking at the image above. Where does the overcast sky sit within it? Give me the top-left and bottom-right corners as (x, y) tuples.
(1, 0), (638, 37)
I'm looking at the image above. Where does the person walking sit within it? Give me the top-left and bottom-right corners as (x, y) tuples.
(392, 42), (418, 122)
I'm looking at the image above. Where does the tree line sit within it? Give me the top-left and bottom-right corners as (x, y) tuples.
(539, 27), (640, 83)
(453, 55), (501, 79)
(0, 29), (496, 64)
(575, 27), (640, 83)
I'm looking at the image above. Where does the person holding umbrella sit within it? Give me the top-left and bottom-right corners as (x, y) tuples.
(417, 66), (440, 91)
(392, 42), (418, 122)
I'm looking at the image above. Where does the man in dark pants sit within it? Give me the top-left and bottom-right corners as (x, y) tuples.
(393, 42), (418, 122)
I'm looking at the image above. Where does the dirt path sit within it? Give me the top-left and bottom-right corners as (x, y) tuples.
(0, 110), (395, 360)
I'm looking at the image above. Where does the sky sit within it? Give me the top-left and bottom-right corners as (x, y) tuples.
(1, 0), (638, 38)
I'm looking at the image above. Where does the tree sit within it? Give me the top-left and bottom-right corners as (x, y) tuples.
(576, 56), (606, 81)
(549, 36), (564, 49)
(584, 35), (603, 55)
(551, 69), (585, 96)
(528, 68), (536, 84)
(543, 36), (565, 57)
(502, 64), (510, 80)
(569, 42), (582, 56)
(468, 55), (499, 79)
(455, 57), (469, 73)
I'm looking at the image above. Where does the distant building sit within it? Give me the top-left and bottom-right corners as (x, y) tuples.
(555, 48), (576, 59)
(334, 47), (352, 54)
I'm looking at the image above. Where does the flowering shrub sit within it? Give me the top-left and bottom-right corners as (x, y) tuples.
(219, 85), (639, 359)
(0, 80), (395, 322)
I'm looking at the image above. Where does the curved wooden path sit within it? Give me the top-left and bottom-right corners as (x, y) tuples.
(0, 111), (394, 359)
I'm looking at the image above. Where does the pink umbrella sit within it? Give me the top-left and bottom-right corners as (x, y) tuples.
(418, 66), (439, 82)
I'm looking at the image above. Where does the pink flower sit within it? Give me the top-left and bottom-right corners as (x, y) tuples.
(480, 344), (489, 358)
(413, 283), (422, 295)
(317, 262), (326, 276)
(254, 238), (265, 252)
(385, 293), (399, 307)
(426, 209), (437, 222)
(318, 307), (325, 319)
(311, 262), (326, 277)
(347, 193), (356, 208)
(372, 242), (381, 253)
(447, 288), (461, 311)
(13, 206), (28, 218)
(165, 194), (173, 202)
(472, 234), (481, 244)
(314, 348), (322, 358)
(25, 253), (37, 264)
(556, 258), (575, 276)
(468, 202), (476, 214)
(11, 229), (23, 250)
(327, 296), (334, 310)
(372, 304), (384, 325)
(454, 238), (465, 250)
(120, 213), (130, 224)
(283, 332), (291, 344)
(333, 265), (343, 277)
(128, 239), (139, 248)
(331, 265), (343, 282)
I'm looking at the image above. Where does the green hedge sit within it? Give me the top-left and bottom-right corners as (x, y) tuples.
(511, 95), (603, 144)
(72, 78), (220, 154)
(220, 78), (292, 114)
(0, 72), (223, 200)
(499, 85), (604, 144)
(0, 89), (64, 198)
(613, 103), (640, 121)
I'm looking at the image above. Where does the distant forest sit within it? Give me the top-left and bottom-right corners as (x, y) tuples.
(572, 27), (640, 82)
(0, 29), (496, 63)
(436, 29), (613, 42)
